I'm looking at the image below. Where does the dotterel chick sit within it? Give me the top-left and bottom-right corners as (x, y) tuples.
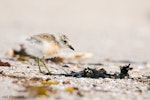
(26, 33), (74, 73)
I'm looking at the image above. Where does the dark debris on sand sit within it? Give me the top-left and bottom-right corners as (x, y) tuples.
(46, 64), (133, 79)
(13, 44), (30, 57)
(0, 60), (11, 67)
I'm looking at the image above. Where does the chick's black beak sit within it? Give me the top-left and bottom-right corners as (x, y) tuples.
(68, 45), (75, 51)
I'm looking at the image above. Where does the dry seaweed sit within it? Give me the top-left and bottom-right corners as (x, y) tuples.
(62, 81), (70, 85)
(23, 83), (58, 97)
(0, 60), (11, 67)
(41, 81), (59, 85)
(0, 71), (3, 74)
(7, 44), (34, 61)
(117, 64), (133, 78)
(65, 87), (75, 93)
(26, 86), (49, 97)
(48, 64), (133, 79)
(62, 64), (70, 67)
(82, 64), (132, 79)
(29, 77), (44, 82)
(13, 44), (31, 57)
(45, 57), (64, 63)
(77, 91), (84, 97)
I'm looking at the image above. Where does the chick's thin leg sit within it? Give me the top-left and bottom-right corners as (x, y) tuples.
(42, 56), (51, 73)
(37, 58), (43, 73)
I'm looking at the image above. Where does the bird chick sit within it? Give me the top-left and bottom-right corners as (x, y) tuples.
(26, 33), (74, 73)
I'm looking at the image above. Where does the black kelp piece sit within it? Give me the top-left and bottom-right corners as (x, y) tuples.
(82, 68), (107, 78)
(117, 64), (133, 79)
(57, 64), (133, 79)
(13, 44), (30, 57)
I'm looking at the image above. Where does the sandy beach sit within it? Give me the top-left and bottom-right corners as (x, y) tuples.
(0, 0), (150, 100)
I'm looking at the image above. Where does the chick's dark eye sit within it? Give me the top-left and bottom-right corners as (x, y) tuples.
(63, 40), (67, 43)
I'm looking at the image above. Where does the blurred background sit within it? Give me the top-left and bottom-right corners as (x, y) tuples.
(0, 0), (150, 62)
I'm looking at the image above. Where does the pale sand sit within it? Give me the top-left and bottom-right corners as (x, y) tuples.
(0, 0), (150, 100)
